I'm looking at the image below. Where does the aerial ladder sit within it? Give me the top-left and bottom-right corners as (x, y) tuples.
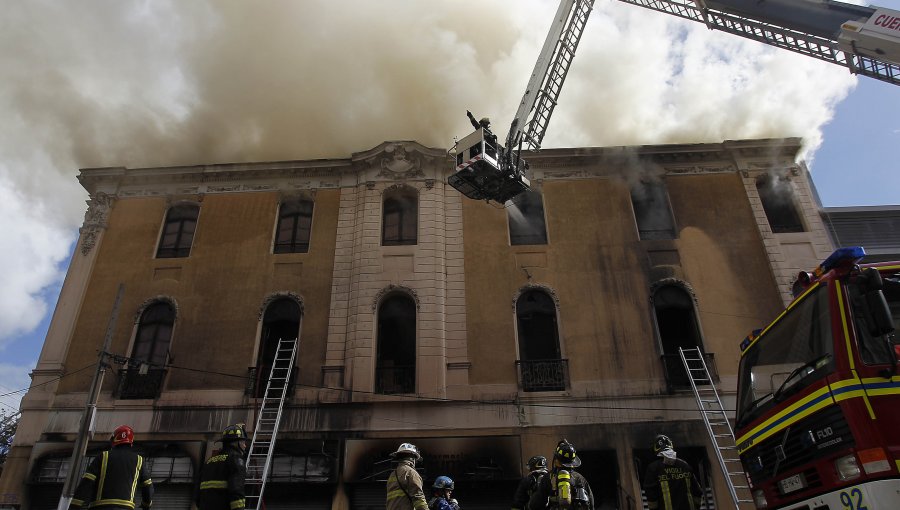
(614, 0), (900, 86)
(244, 337), (299, 510)
(448, 0), (596, 204)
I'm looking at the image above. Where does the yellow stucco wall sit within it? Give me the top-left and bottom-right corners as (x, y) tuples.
(463, 172), (783, 388)
(58, 190), (339, 394)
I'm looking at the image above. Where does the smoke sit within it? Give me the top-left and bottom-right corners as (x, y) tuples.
(0, 0), (856, 357)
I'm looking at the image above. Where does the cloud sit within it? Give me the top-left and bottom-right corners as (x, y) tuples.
(0, 362), (36, 414)
(0, 0), (858, 356)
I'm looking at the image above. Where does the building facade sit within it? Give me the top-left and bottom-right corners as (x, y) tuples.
(0, 138), (835, 509)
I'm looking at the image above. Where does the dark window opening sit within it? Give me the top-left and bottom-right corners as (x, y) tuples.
(118, 302), (174, 399)
(756, 173), (804, 233)
(376, 294), (416, 394)
(251, 298), (300, 398)
(156, 203), (199, 258)
(654, 285), (707, 390)
(274, 199), (314, 254)
(516, 290), (566, 391)
(577, 450), (625, 510)
(382, 190), (418, 246)
(509, 191), (548, 246)
(631, 178), (676, 240)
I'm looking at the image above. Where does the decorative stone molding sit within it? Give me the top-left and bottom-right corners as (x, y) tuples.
(371, 284), (421, 312)
(79, 192), (114, 255)
(133, 296), (179, 324)
(279, 190), (316, 202)
(376, 143), (426, 179)
(258, 291), (306, 320)
(511, 283), (561, 311)
(425, 179), (435, 190)
(649, 278), (698, 305)
(366, 181), (376, 190)
(383, 183), (418, 197)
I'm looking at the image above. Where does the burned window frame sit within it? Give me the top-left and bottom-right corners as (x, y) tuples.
(630, 177), (676, 240)
(382, 187), (418, 246)
(756, 172), (805, 233)
(508, 190), (548, 246)
(274, 198), (314, 254)
(156, 202), (200, 258)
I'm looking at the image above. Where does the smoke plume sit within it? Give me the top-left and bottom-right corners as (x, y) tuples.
(0, 0), (856, 362)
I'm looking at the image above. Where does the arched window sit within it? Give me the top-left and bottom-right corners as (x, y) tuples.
(756, 173), (804, 233)
(652, 284), (706, 390)
(375, 294), (416, 394)
(508, 190), (548, 245)
(382, 188), (418, 246)
(119, 301), (175, 399)
(274, 198), (314, 253)
(515, 289), (566, 392)
(253, 298), (302, 398)
(133, 302), (175, 365)
(156, 203), (200, 258)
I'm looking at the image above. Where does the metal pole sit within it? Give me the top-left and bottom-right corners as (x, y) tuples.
(57, 284), (124, 510)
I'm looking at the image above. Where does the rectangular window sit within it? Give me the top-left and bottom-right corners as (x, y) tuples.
(509, 191), (548, 245)
(631, 179), (676, 240)
(274, 199), (314, 253)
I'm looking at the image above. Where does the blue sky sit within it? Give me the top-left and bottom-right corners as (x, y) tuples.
(0, 0), (898, 413)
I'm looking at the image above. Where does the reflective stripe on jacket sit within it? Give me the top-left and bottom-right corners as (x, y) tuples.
(642, 458), (703, 510)
(72, 447), (154, 509)
(198, 444), (246, 510)
(386, 459), (428, 510)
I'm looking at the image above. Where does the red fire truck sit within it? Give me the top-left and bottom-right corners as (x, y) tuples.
(734, 247), (900, 509)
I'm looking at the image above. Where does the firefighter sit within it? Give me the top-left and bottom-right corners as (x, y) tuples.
(72, 425), (153, 509)
(387, 442), (428, 510)
(428, 475), (461, 510)
(512, 456), (548, 510)
(198, 424), (248, 510)
(642, 435), (703, 510)
(528, 440), (593, 510)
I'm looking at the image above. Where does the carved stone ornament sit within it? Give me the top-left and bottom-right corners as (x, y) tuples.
(377, 144), (425, 179)
(372, 284), (420, 312)
(134, 296), (179, 324)
(79, 192), (114, 256)
(511, 283), (561, 311)
(258, 291), (305, 320)
(649, 278), (698, 305)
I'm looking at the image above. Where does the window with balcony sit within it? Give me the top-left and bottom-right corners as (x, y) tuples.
(375, 294), (416, 394)
(382, 187), (418, 246)
(515, 289), (567, 391)
(508, 190), (548, 245)
(117, 301), (173, 399)
(630, 177), (676, 240)
(756, 173), (804, 233)
(274, 198), (314, 254)
(156, 203), (199, 258)
(652, 284), (713, 391)
(249, 298), (301, 398)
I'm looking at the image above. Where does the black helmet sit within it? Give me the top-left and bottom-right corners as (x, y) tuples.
(553, 440), (581, 468)
(653, 435), (674, 454)
(221, 423), (248, 443)
(527, 455), (548, 471)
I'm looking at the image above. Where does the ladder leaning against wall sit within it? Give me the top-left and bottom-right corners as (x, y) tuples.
(245, 337), (298, 510)
(679, 347), (754, 508)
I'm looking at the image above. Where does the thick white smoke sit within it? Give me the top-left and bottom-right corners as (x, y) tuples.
(0, 0), (858, 395)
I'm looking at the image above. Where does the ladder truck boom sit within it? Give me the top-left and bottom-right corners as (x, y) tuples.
(449, 0), (595, 204)
(616, 0), (900, 86)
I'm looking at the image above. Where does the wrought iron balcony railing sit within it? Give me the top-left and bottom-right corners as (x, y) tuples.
(246, 366), (298, 398)
(375, 365), (415, 394)
(115, 368), (167, 400)
(516, 359), (569, 392)
(661, 351), (719, 392)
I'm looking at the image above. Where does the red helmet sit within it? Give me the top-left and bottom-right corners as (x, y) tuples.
(111, 425), (134, 446)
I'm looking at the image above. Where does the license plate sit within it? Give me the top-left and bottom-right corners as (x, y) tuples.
(779, 473), (806, 495)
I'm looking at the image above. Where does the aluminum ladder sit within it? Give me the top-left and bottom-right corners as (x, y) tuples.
(245, 337), (298, 510)
(679, 347), (754, 508)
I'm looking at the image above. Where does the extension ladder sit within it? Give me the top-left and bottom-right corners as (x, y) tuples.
(679, 347), (754, 508)
(245, 337), (298, 510)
